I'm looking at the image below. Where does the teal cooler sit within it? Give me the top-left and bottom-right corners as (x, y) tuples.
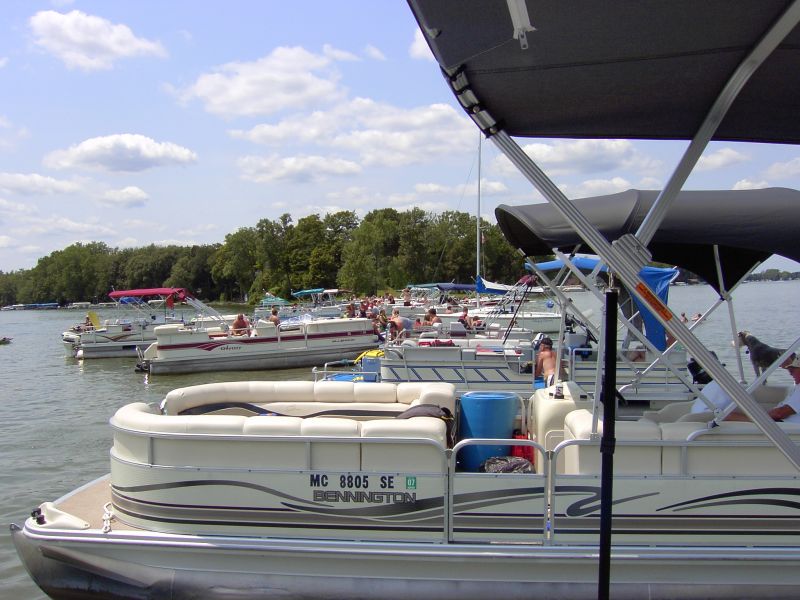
(360, 355), (381, 382)
(458, 391), (518, 471)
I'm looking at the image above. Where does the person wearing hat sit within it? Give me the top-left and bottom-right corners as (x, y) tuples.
(727, 353), (800, 422)
(535, 336), (558, 386)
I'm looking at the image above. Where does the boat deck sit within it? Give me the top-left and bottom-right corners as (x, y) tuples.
(56, 476), (138, 532)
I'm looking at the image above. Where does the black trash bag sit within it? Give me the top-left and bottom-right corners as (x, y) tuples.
(478, 456), (534, 473)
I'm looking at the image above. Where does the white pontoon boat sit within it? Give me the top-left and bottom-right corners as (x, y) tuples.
(12, 2), (800, 599)
(62, 288), (187, 359)
(136, 307), (380, 375)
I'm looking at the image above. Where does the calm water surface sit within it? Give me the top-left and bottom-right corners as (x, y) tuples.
(1, 282), (798, 599)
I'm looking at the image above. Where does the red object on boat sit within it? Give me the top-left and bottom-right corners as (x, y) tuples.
(108, 288), (190, 301)
(511, 433), (535, 467)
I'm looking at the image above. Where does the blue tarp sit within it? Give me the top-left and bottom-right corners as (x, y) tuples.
(532, 257), (678, 351)
(476, 275), (518, 295)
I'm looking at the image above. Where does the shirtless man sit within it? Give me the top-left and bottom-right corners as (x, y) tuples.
(231, 313), (249, 336)
(535, 336), (558, 385)
(268, 308), (280, 327)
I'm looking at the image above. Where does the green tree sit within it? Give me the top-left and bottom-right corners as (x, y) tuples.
(211, 229), (258, 301)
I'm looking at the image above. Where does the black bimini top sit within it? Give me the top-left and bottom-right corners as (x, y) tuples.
(407, 1), (800, 143)
(495, 188), (800, 292)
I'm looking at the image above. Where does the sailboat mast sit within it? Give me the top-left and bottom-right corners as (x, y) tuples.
(476, 133), (482, 309)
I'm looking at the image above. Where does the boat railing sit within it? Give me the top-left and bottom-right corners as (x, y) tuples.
(110, 411), (800, 546)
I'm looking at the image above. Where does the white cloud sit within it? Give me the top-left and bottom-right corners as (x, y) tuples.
(696, 147), (748, 171)
(0, 57), (8, 68)
(638, 177), (662, 189)
(0, 197), (38, 215)
(414, 178), (509, 198)
(231, 98), (474, 167)
(410, 28), (434, 61)
(561, 177), (633, 199)
(364, 45), (386, 61)
(44, 134), (197, 172)
(10, 215), (116, 236)
(238, 154), (361, 183)
(765, 157), (800, 179)
(323, 44), (358, 61)
(179, 46), (345, 118)
(733, 178), (769, 190)
(0, 117), (30, 150)
(99, 186), (149, 207)
(177, 223), (217, 236)
(497, 139), (658, 177)
(29, 10), (166, 71)
(0, 235), (14, 248)
(121, 218), (165, 231)
(113, 237), (139, 248)
(0, 172), (81, 195)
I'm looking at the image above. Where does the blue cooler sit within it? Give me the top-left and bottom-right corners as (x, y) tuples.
(458, 391), (519, 471)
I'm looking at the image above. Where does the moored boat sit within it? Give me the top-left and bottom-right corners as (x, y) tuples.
(136, 314), (380, 374)
(62, 288), (188, 359)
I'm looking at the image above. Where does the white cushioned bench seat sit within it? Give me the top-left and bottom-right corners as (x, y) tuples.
(112, 393), (450, 472)
(562, 409), (662, 475)
(661, 421), (800, 475)
(161, 380), (455, 418)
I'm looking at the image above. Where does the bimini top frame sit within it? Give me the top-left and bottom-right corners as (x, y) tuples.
(408, 0), (800, 468)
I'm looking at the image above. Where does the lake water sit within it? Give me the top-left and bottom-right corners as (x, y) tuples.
(1, 281), (798, 599)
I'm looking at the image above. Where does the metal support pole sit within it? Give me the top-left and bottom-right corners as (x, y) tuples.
(598, 289), (618, 600)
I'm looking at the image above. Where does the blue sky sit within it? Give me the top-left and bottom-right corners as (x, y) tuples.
(1, 1), (798, 274)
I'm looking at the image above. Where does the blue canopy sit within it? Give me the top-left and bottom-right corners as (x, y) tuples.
(412, 282), (476, 292)
(291, 288), (324, 298)
(532, 257), (678, 351)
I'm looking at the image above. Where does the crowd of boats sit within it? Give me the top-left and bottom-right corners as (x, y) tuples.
(12, 3), (800, 599)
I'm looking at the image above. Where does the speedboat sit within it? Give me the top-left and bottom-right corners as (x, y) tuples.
(62, 288), (188, 359)
(12, 3), (800, 599)
(136, 312), (380, 374)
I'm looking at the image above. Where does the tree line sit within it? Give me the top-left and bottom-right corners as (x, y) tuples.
(0, 208), (532, 306)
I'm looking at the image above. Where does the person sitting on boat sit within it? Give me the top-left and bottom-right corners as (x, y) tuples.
(424, 308), (442, 326)
(458, 307), (474, 330)
(402, 287), (412, 306)
(80, 313), (94, 331)
(726, 354), (800, 422)
(268, 308), (280, 327)
(535, 336), (558, 386)
(231, 314), (249, 336)
(376, 308), (388, 332)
